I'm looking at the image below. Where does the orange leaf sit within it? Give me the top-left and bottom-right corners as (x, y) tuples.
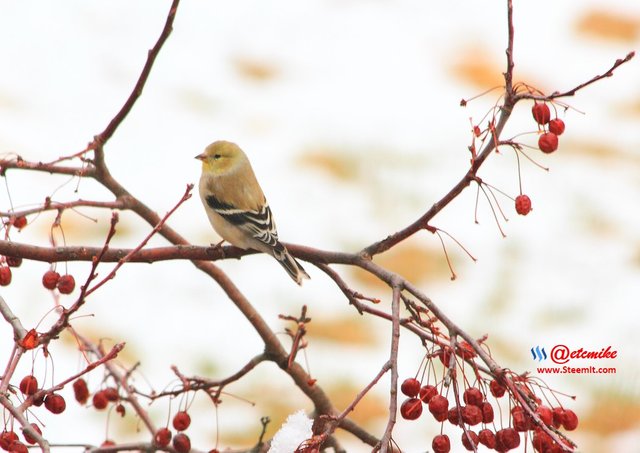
(19, 329), (39, 350)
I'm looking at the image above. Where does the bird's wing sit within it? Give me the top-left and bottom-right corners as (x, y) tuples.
(205, 195), (279, 248)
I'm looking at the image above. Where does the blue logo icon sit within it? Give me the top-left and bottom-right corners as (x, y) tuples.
(531, 346), (547, 361)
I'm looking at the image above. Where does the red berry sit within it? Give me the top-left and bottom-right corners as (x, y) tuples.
(13, 216), (27, 230)
(461, 405), (483, 426)
(154, 428), (172, 447)
(57, 274), (76, 294)
(456, 341), (476, 359)
(103, 387), (119, 402)
(8, 441), (27, 453)
(93, 390), (109, 410)
(511, 406), (532, 432)
(6, 256), (22, 267)
(0, 431), (19, 450)
(32, 393), (45, 407)
(400, 398), (423, 420)
(560, 409), (578, 431)
(535, 405), (553, 426)
(515, 194), (532, 216)
(552, 407), (564, 428)
(496, 427), (520, 450)
(478, 429), (496, 449)
(101, 440), (116, 447)
(42, 271), (60, 290)
(116, 404), (126, 417)
(463, 387), (483, 407)
(173, 433), (191, 453)
(532, 429), (553, 452)
(538, 132), (559, 153)
(548, 118), (565, 136)
(0, 267), (12, 286)
(481, 401), (495, 423)
(44, 393), (66, 414)
(532, 103), (551, 125)
(428, 394), (449, 422)
(461, 430), (479, 451)
(432, 434), (451, 453)
(512, 413), (528, 432)
(19, 375), (38, 396)
(419, 384), (437, 403)
(173, 411), (192, 431)
(438, 348), (453, 366)
(73, 378), (89, 405)
(400, 378), (421, 397)
(489, 379), (506, 398)
(22, 424), (41, 445)
(447, 407), (460, 426)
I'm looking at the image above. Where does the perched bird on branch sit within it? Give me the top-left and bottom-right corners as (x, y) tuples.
(196, 140), (309, 285)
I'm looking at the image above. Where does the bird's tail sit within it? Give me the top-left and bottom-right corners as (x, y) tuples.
(273, 243), (310, 285)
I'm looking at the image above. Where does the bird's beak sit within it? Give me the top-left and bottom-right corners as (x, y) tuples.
(195, 153), (206, 161)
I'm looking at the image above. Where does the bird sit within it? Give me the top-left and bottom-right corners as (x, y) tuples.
(196, 140), (310, 285)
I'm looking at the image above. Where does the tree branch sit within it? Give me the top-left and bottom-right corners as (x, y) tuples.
(543, 51), (633, 100)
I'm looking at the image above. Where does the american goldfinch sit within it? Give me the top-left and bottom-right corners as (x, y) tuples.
(196, 140), (310, 285)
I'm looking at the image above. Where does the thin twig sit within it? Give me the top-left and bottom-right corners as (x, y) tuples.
(141, 354), (268, 399)
(0, 198), (129, 218)
(318, 360), (392, 446)
(84, 184), (193, 298)
(80, 335), (158, 435)
(531, 51), (634, 100)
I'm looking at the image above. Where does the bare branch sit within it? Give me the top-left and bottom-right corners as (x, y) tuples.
(533, 51), (634, 100)
(80, 335), (158, 436)
(0, 198), (128, 218)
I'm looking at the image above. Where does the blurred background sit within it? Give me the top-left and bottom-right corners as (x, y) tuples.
(0, 0), (638, 451)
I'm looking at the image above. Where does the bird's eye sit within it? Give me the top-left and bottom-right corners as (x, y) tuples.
(213, 154), (222, 160)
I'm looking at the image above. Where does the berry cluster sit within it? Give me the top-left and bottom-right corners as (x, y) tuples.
(0, 261), (76, 295)
(42, 270), (76, 294)
(0, 215), (27, 286)
(87, 385), (121, 411)
(514, 102), (567, 217)
(399, 374), (577, 452)
(512, 404), (578, 453)
(3, 350), (201, 452)
(0, 375), (69, 451)
(532, 102), (565, 154)
(25, 374), (196, 452)
(154, 411), (192, 453)
(0, 255), (22, 286)
(0, 213), (77, 292)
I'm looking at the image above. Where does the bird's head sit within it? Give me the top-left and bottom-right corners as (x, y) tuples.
(195, 140), (246, 175)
